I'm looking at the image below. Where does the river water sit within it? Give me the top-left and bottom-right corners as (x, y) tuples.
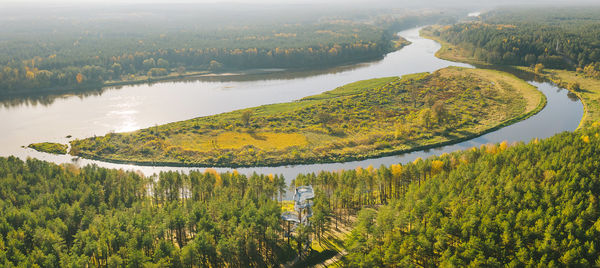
(0, 27), (583, 182)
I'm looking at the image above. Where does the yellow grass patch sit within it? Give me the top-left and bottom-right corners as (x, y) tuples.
(167, 131), (308, 151)
(215, 132), (308, 150)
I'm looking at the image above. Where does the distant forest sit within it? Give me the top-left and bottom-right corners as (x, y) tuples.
(430, 7), (600, 78)
(0, 4), (457, 95)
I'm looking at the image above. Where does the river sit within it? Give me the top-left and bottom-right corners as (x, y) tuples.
(0, 27), (583, 182)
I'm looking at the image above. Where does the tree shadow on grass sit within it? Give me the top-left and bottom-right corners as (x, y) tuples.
(249, 132), (267, 141)
(292, 232), (346, 267)
(293, 249), (338, 268)
(401, 139), (421, 148)
(439, 130), (461, 139)
(453, 129), (475, 137)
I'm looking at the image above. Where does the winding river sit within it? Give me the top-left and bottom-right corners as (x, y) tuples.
(0, 27), (583, 183)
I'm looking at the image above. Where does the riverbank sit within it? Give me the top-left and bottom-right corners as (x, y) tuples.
(0, 37), (411, 101)
(28, 142), (68, 155)
(537, 69), (600, 128)
(419, 26), (489, 66)
(38, 66), (545, 168)
(420, 25), (600, 129)
(6, 26), (580, 180)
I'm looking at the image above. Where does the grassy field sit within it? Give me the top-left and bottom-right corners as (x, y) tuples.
(55, 66), (543, 167)
(28, 142), (68, 155)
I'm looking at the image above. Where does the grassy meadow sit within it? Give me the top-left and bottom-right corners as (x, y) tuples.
(28, 142), (68, 155)
(54, 66), (544, 167)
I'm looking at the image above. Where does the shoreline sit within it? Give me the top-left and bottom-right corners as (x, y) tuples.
(67, 97), (545, 169)
(27, 29), (554, 170)
(0, 42), (411, 101)
(62, 70), (547, 169)
(419, 25), (592, 129)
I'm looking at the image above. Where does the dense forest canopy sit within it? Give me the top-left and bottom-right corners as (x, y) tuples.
(0, 156), (290, 267)
(298, 124), (600, 267)
(4, 123), (600, 266)
(429, 7), (600, 75)
(0, 23), (392, 94)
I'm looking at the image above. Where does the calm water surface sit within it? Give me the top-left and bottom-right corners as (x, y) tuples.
(0, 27), (583, 183)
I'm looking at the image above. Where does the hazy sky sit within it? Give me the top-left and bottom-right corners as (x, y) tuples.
(1, 0), (598, 13)
(2, 0), (599, 4)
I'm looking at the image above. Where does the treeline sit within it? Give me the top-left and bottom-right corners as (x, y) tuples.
(430, 8), (600, 75)
(292, 124), (600, 266)
(0, 22), (395, 94)
(5, 123), (600, 266)
(0, 156), (292, 267)
(330, 124), (600, 266)
(0, 3), (467, 95)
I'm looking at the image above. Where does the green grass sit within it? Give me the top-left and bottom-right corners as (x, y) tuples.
(62, 67), (542, 167)
(28, 142), (68, 155)
(539, 69), (600, 128)
(304, 77), (398, 101)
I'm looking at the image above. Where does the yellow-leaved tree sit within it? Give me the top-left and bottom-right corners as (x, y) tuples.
(76, 73), (84, 84)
